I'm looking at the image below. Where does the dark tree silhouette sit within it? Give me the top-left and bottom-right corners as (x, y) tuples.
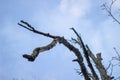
(18, 20), (114, 80)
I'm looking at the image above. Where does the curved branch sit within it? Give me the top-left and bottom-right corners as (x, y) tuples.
(102, 0), (120, 25)
(23, 38), (58, 61)
(18, 20), (91, 80)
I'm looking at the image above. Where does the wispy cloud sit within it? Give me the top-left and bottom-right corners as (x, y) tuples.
(31, 0), (92, 39)
(90, 18), (120, 60)
(59, 0), (91, 18)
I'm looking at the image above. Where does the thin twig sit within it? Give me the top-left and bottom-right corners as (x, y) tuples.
(102, 0), (120, 25)
(113, 47), (120, 59)
(18, 20), (57, 39)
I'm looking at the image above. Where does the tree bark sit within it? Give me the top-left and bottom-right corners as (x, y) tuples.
(71, 28), (99, 80)
(18, 20), (91, 80)
(86, 45), (112, 80)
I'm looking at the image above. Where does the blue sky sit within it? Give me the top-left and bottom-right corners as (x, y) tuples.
(0, 0), (120, 80)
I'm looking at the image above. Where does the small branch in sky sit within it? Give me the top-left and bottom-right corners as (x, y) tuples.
(18, 20), (57, 39)
(101, 0), (120, 25)
(18, 20), (35, 31)
(113, 47), (120, 59)
(112, 47), (120, 66)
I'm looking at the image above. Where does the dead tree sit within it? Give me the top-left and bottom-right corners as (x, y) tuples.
(18, 20), (90, 80)
(18, 20), (113, 80)
(70, 28), (113, 80)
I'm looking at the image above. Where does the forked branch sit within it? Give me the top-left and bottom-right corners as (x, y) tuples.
(18, 20), (57, 39)
(70, 28), (99, 80)
(102, 0), (120, 25)
(18, 20), (91, 80)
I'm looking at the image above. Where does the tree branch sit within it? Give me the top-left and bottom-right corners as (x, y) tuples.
(86, 45), (113, 80)
(102, 0), (120, 25)
(18, 20), (91, 80)
(18, 20), (57, 39)
(23, 38), (58, 61)
(70, 27), (99, 80)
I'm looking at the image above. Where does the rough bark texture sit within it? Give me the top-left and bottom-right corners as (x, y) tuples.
(86, 45), (112, 80)
(18, 20), (90, 80)
(57, 36), (90, 80)
(18, 20), (113, 80)
(71, 28), (99, 80)
(23, 38), (58, 61)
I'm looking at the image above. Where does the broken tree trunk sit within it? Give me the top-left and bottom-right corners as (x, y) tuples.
(86, 45), (112, 80)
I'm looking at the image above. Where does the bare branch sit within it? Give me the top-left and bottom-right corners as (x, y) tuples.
(18, 21), (91, 80)
(71, 28), (99, 80)
(18, 20), (57, 39)
(72, 59), (79, 62)
(74, 69), (82, 75)
(106, 61), (112, 71)
(86, 45), (112, 80)
(23, 38), (58, 61)
(111, 47), (120, 66)
(113, 47), (120, 59)
(102, 0), (120, 25)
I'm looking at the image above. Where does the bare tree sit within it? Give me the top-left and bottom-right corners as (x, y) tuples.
(102, 0), (120, 79)
(111, 47), (120, 67)
(18, 20), (114, 80)
(102, 0), (120, 25)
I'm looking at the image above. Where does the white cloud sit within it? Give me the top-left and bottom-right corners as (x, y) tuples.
(31, 0), (92, 39)
(59, 0), (91, 18)
(94, 19), (120, 59)
(89, 31), (104, 53)
(49, 0), (91, 38)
